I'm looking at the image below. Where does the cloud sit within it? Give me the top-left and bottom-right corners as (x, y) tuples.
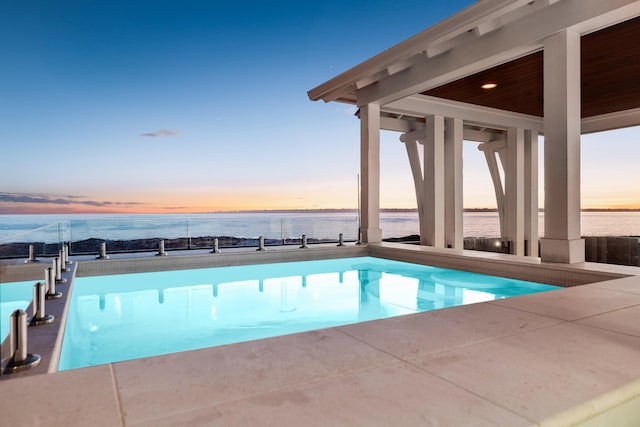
(140, 129), (180, 137)
(0, 192), (145, 208)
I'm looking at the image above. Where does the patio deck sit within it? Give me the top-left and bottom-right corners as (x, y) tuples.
(2, 243), (640, 426)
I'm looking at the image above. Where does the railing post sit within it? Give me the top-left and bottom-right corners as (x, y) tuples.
(46, 266), (62, 299)
(54, 256), (67, 284)
(96, 242), (110, 260)
(64, 244), (73, 266)
(156, 240), (168, 256)
(337, 233), (345, 247)
(60, 249), (69, 272)
(25, 244), (39, 263)
(210, 238), (221, 254)
(300, 234), (308, 249)
(257, 236), (265, 251)
(4, 310), (41, 373)
(30, 282), (55, 326)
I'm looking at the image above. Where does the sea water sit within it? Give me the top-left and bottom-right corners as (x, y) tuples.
(58, 256), (558, 370)
(1, 211), (640, 245)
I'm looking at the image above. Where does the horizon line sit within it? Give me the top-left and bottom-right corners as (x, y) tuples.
(3, 207), (640, 215)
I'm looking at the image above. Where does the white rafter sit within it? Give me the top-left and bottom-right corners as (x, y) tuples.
(357, 0), (640, 106)
(308, 0), (544, 103)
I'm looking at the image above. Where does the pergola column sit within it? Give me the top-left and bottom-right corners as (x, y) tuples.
(401, 137), (426, 240)
(360, 103), (382, 243)
(421, 115), (446, 247)
(540, 29), (585, 263)
(478, 140), (506, 238)
(444, 117), (463, 249)
(479, 129), (538, 257)
(524, 130), (539, 257)
(505, 127), (525, 256)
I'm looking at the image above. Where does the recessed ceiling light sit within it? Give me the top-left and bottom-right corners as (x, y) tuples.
(481, 83), (497, 89)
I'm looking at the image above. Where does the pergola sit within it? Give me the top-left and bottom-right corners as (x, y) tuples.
(308, 0), (640, 264)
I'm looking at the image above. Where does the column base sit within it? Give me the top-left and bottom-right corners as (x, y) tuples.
(539, 238), (585, 263)
(361, 228), (382, 244)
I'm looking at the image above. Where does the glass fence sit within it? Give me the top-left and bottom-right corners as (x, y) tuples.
(0, 215), (360, 258)
(0, 221), (70, 259)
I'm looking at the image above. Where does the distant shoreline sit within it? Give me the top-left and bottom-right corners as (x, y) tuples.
(3, 208), (640, 216)
(196, 208), (640, 214)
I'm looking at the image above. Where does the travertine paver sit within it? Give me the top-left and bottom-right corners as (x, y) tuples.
(489, 285), (640, 321)
(115, 328), (398, 425)
(414, 322), (640, 422)
(577, 304), (640, 338)
(337, 301), (562, 360)
(0, 364), (121, 426)
(128, 362), (531, 427)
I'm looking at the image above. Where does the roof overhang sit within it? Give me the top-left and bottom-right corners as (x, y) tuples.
(309, 0), (640, 134)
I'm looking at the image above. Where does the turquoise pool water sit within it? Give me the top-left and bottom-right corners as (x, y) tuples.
(58, 257), (558, 370)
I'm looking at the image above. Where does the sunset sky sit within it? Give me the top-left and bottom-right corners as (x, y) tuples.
(2, 0), (639, 214)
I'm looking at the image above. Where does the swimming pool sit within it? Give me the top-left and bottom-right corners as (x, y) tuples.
(58, 256), (558, 370)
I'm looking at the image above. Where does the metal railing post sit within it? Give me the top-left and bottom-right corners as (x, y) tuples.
(96, 242), (110, 260)
(30, 282), (55, 326)
(55, 256), (67, 284)
(210, 238), (221, 254)
(4, 309), (41, 373)
(60, 249), (69, 272)
(46, 266), (62, 299)
(25, 244), (39, 263)
(156, 240), (168, 256)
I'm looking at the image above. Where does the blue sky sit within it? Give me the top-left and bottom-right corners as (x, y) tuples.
(1, 0), (638, 213)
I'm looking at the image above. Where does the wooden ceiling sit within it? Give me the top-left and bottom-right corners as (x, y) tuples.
(422, 15), (640, 118)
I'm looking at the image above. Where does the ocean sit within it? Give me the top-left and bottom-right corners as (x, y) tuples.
(1, 211), (639, 245)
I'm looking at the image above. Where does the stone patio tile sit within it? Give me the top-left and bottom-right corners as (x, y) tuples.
(414, 322), (640, 422)
(130, 362), (531, 427)
(587, 276), (640, 295)
(115, 328), (397, 425)
(337, 301), (561, 360)
(489, 285), (640, 321)
(576, 304), (640, 338)
(0, 364), (121, 426)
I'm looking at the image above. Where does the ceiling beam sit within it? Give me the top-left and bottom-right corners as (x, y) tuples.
(383, 95), (543, 132)
(380, 117), (415, 133)
(581, 107), (640, 134)
(357, 0), (640, 107)
(381, 115), (504, 143)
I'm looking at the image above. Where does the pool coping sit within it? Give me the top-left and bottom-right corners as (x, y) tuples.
(2, 243), (640, 425)
(0, 242), (630, 379)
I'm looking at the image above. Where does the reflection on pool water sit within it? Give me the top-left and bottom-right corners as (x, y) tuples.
(58, 256), (558, 371)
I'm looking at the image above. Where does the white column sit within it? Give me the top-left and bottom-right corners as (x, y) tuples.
(402, 138), (426, 241)
(505, 128), (525, 256)
(360, 103), (382, 243)
(540, 29), (584, 263)
(422, 115), (445, 247)
(524, 130), (539, 257)
(478, 141), (507, 238)
(444, 117), (463, 249)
